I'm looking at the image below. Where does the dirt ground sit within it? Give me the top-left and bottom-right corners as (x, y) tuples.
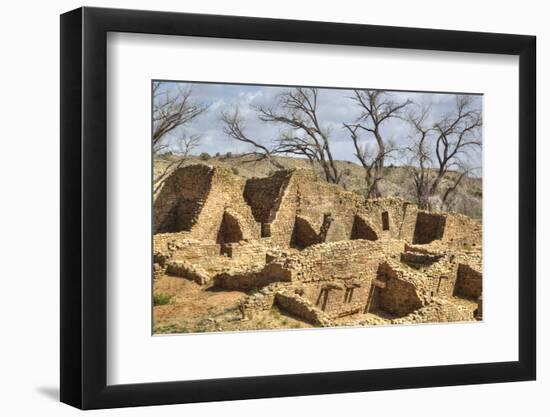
(153, 275), (478, 334)
(153, 275), (311, 334)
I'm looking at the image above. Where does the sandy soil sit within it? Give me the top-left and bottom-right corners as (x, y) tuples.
(153, 275), (311, 334)
(153, 276), (478, 334)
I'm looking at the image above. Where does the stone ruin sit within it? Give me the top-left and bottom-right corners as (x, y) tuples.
(153, 164), (483, 328)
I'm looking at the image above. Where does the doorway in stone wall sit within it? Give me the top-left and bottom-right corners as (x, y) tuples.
(381, 211), (390, 231)
(217, 210), (244, 255)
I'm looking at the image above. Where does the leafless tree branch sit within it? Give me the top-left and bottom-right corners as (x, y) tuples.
(254, 88), (341, 184)
(344, 90), (411, 197)
(152, 82), (209, 153)
(153, 133), (202, 195)
(406, 95), (482, 210)
(220, 107), (285, 170)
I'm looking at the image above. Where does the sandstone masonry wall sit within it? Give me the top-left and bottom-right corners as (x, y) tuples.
(153, 165), (213, 233)
(363, 198), (419, 241)
(441, 213), (482, 250)
(153, 165), (261, 241)
(153, 165), (483, 329)
(454, 263), (483, 299)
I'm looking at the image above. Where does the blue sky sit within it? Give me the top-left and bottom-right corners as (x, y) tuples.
(154, 81), (482, 167)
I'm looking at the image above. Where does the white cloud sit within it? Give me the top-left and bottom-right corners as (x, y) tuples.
(156, 82), (482, 167)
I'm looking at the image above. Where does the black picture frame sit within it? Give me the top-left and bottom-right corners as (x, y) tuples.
(60, 6), (536, 410)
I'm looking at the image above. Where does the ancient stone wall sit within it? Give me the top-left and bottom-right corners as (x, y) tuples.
(274, 292), (330, 326)
(153, 165), (261, 241)
(153, 164), (483, 329)
(153, 165), (213, 233)
(391, 298), (476, 324)
(153, 234), (220, 266)
(221, 241), (267, 265)
(154, 235), (267, 276)
(372, 261), (426, 317)
(189, 167), (260, 242)
(266, 172), (299, 247)
(249, 169), (389, 248)
(214, 263), (291, 291)
(441, 213), (482, 250)
(399, 245), (459, 298)
(244, 170), (292, 225)
(350, 214), (379, 240)
(298, 280), (370, 318)
(293, 170), (365, 244)
(239, 290), (276, 319)
(211, 239), (403, 301)
(166, 259), (211, 285)
(155, 166), (480, 253)
(275, 240), (405, 283)
(291, 215), (320, 248)
(217, 240), (405, 319)
(454, 263), (483, 299)
(363, 198), (419, 241)
(313, 240), (405, 281)
(413, 212), (446, 244)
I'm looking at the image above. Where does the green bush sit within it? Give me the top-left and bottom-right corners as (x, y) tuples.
(225, 152), (233, 158)
(153, 292), (172, 306)
(231, 167), (239, 175)
(199, 152), (211, 161)
(248, 287), (261, 296)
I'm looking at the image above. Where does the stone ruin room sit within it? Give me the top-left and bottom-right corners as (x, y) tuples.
(152, 164), (482, 334)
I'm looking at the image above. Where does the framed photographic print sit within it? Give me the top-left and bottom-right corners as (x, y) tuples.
(60, 6), (536, 410)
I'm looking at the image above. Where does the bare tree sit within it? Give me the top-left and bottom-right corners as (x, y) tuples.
(152, 81), (208, 154)
(255, 88), (342, 184)
(152, 82), (209, 196)
(153, 132), (202, 196)
(220, 107), (285, 169)
(406, 95), (482, 210)
(344, 90), (411, 198)
(343, 123), (398, 199)
(404, 105), (434, 209)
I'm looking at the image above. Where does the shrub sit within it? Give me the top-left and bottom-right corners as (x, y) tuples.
(199, 152), (211, 161)
(471, 187), (482, 198)
(156, 151), (173, 160)
(153, 292), (172, 306)
(215, 152), (220, 157)
(225, 152), (233, 158)
(248, 287), (261, 296)
(270, 305), (282, 319)
(231, 167), (239, 175)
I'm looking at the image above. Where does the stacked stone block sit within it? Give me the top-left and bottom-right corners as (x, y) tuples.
(153, 164), (483, 327)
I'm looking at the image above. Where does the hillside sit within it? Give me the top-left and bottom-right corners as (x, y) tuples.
(154, 154), (482, 218)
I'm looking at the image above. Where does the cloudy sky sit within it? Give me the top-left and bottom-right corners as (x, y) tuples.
(154, 81), (482, 167)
